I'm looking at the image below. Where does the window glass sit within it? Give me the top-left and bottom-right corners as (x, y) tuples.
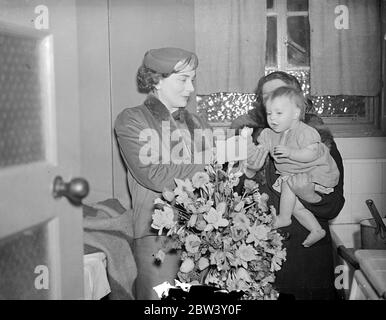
(265, 16), (277, 67)
(287, 0), (308, 11)
(287, 16), (310, 67)
(196, 0), (377, 126)
(0, 33), (45, 168)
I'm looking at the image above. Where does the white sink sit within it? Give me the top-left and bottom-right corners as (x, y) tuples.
(330, 226), (386, 300)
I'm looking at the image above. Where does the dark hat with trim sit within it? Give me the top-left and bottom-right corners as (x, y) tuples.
(143, 47), (197, 74)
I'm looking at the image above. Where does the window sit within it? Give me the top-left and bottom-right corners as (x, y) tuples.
(197, 0), (382, 135)
(265, 0), (379, 130)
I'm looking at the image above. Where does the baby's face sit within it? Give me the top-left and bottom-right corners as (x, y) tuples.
(266, 96), (300, 133)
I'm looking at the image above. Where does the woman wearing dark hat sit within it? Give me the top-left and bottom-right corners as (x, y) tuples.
(114, 47), (212, 299)
(232, 71), (345, 300)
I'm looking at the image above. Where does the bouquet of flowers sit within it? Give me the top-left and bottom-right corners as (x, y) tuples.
(151, 161), (287, 300)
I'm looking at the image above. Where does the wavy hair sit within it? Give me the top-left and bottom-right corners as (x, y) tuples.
(136, 54), (198, 93)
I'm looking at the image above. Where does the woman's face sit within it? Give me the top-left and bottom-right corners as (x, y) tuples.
(261, 79), (288, 101)
(155, 65), (196, 110)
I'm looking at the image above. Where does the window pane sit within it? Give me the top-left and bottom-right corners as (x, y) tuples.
(287, 16), (310, 67)
(287, 0), (308, 11)
(267, 0), (274, 10)
(0, 221), (52, 299)
(0, 32), (45, 168)
(266, 16), (277, 67)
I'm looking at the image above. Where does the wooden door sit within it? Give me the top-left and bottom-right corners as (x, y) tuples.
(0, 0), (85, 299)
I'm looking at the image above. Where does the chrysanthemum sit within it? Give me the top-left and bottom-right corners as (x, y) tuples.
(236, 243), (258, 268)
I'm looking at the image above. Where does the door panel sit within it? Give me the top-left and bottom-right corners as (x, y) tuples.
(0, 0), (84, 299)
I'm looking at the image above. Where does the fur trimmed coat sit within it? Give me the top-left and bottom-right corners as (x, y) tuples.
(114, 95), (211, 299)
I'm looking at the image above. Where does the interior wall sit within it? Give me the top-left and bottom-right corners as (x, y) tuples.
(382, 0), (386, 134)
(77, 0), (113, 204)
(109, 0), (195, 208)
(76, 0), (196, 207)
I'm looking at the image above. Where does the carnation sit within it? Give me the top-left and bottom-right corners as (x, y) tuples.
(230, 225), (246, 242)
(151, 206), (176, 235)
(185, 234), (201, 254)
(192, 172), (210, 189)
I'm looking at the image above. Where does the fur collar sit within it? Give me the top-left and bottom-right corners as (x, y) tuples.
(314, 125), (334, 150)
(144, 95), (202, 137)
(144, 94), (172, 121)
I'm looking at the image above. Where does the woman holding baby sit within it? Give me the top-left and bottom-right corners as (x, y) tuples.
(232, 71), (345, 300)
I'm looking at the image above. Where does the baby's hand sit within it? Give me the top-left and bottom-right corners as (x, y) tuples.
(273, 145), (292, 158)
(240, 127), (256, 152)
(240, 126), (254, 139)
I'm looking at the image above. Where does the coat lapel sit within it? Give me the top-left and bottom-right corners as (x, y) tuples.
(144, 95), (201, 138)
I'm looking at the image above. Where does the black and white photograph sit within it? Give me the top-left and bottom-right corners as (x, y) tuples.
(0, 0), (385, 305)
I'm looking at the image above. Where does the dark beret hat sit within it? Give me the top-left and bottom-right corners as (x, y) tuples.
(143, 47), (197, 74)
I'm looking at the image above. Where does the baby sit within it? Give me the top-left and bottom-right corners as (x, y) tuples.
(256, 86), (340, 247)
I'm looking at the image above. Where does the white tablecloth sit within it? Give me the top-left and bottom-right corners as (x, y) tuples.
(83, 252), (111, 300)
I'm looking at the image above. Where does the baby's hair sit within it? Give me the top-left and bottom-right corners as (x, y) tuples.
(264, 86), (307, 121)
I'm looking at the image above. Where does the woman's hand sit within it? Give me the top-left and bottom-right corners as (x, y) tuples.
(287, 173), (322, 203)
(245, 146), (269, 178)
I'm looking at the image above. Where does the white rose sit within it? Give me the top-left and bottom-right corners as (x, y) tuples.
(180, 258), (195, 273)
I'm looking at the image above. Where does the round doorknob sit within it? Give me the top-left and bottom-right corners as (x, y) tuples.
(52, 176), (89, 206)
